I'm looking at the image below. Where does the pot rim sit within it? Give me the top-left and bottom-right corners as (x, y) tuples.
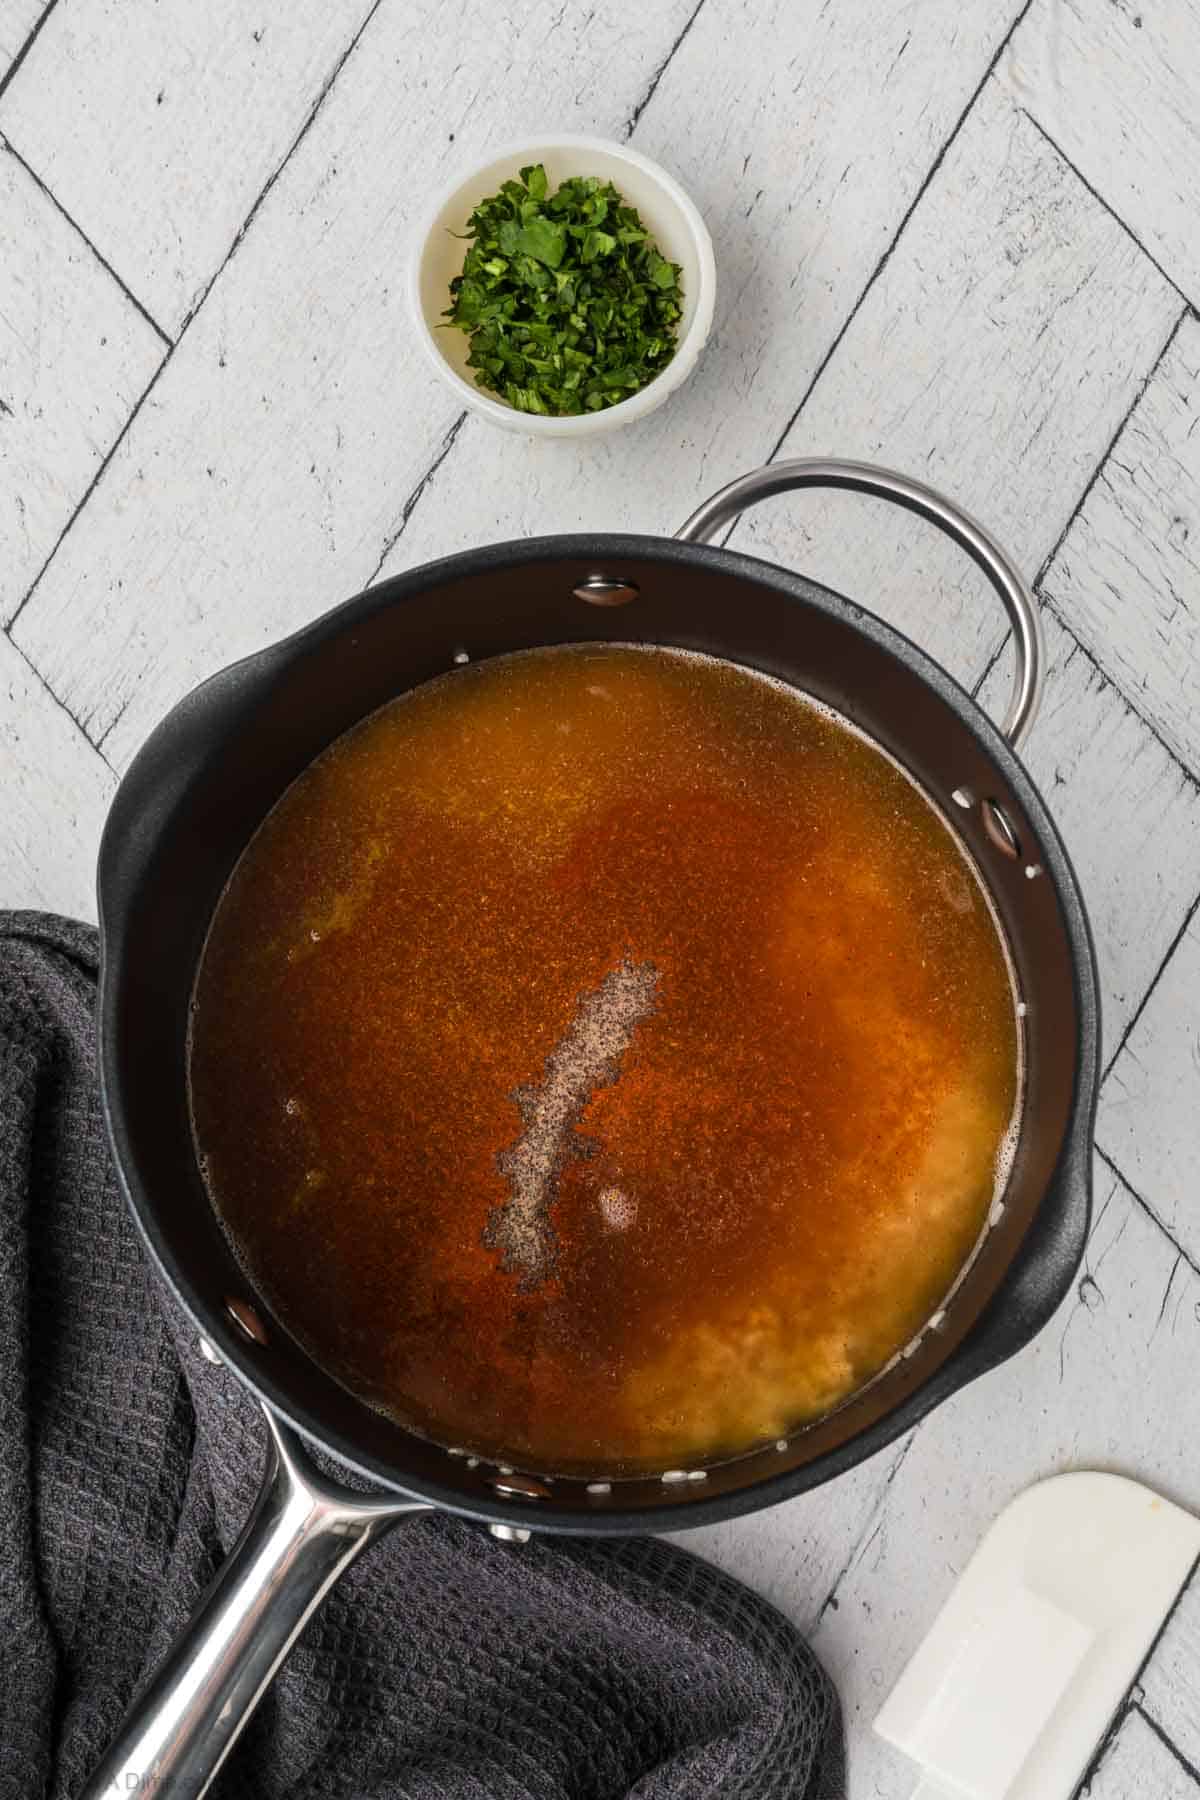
(98, 529), (1101, 1534)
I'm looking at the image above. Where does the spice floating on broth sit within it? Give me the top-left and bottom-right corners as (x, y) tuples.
(189, 645), (1021, 1474)
(485, 955), (660, 1290)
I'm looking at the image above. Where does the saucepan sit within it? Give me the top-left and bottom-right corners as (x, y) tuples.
(86, 460), (1100, 1798)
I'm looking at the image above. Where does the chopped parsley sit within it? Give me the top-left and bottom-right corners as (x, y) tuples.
(443, 163), (683, 417)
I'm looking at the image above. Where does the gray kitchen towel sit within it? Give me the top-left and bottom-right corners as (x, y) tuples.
(1, 912), (843, 1800)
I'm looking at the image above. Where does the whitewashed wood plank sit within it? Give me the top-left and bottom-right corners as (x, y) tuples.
(1040, 313), (1200, 781)
(727, 82), (1181, 702)
(809, 1166), (1200, 1796)
(0, 631), (115, 920)
(979, 610), (1200, 1055)
(1142, 1577), (1200, 1776)
(669, 1437), (910, 1635)
(379, 0), (1019, 587)
(0, 0), (372, 336)
(1001, 0), (1200, 307)
(9, 0), (702, 771)
(0, 0), (41, 79)
(0, 140), (164, 621)
(1098, 914), (1200, 1267)
(1086, 1709), (1200, 1799)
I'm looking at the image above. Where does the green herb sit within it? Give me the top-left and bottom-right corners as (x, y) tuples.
(443, 163), (684, 417)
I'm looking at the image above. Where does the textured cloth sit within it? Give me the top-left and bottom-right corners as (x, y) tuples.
(0, 912), (843, 1800)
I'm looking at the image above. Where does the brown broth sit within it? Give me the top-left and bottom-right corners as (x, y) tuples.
(189, 645), (1020, 1474)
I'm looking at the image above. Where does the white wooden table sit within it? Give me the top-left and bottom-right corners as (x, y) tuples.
(2, 1), (1198, 1789)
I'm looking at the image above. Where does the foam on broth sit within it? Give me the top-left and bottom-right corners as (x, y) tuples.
(189, 644), (1021, 1474)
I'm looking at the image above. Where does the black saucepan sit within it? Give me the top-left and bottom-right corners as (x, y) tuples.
(85, 461), (1099, 1798)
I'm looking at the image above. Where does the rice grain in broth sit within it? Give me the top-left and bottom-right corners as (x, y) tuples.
(189, 644), (1020, 1474)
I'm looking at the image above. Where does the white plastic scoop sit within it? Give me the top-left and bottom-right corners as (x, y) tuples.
(875, 1472), (1200, 1800)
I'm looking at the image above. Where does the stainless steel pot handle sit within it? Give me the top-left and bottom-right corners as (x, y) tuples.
(677, 458), (1044, 749)
(82, 1399), (431, 1800)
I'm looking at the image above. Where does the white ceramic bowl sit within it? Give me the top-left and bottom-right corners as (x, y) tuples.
(409, 134), (716, 438)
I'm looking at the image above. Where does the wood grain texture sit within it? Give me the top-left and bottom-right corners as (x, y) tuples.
(1087, 1709), (1200, 1798)
(727, 82), (1181, 700)
(1098, 913), (1200, 1267)
(378, 0), (1016, 581)
(1041, 312), (1200, 781)
(9, 0), (702, 772)
(1142, 1578), (1200, 1777)
(980, 610), (1200, 1055)
(0, 140), (164, 622)
(809, 1167), (1200, 1796)
(0, 0), (41, 77)
(0, 631), (115, 919)
(1002, 0), (1200, 306)
(0, 0), (374, 335)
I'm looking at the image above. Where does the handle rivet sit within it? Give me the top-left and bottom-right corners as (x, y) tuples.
(225, 1296), (269, 1344)
(981, 799), (1021, 859)
(572, 573), (640, 606)
(492, 1473), (550, 1501)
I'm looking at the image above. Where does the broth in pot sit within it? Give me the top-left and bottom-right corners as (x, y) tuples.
(189, 644), (1020, 1475)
